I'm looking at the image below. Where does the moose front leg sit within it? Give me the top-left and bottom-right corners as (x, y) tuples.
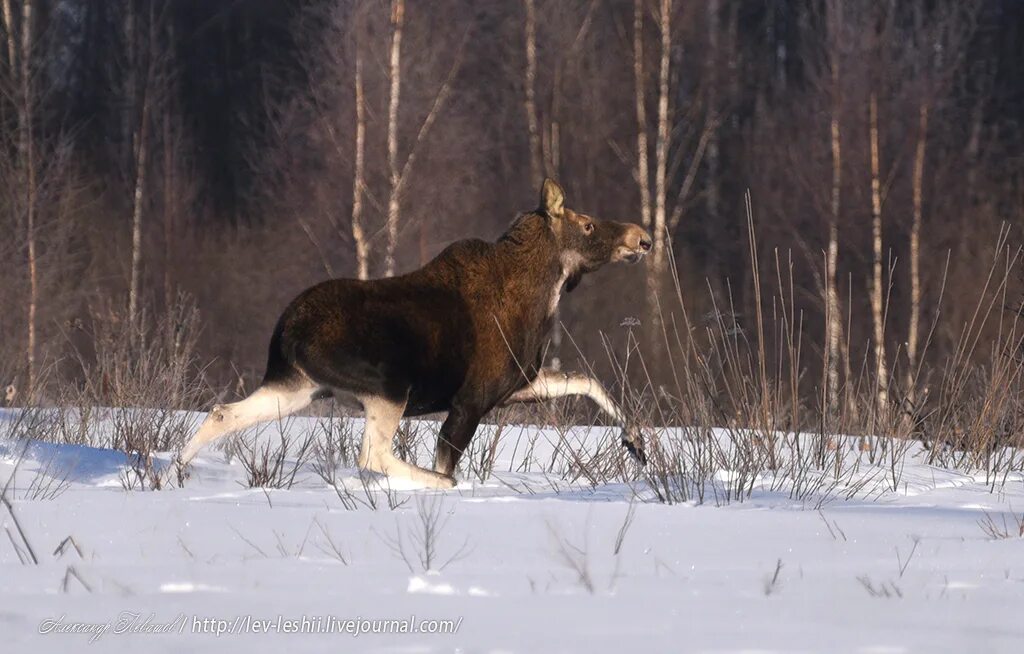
(434, 404), (484, 478)
(502, 369), (647, 465)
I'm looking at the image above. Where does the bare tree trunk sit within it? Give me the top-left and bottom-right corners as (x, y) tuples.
(162, 111), (174, 315)
(351, 38), (369, 280)
(160, 23), (183, 328)
(652, 0), (671, 272)
(1, 0), (15, 74)
(638, 0), (671, 331)
(633, 0), (651, 232)
(868, 92), (888, 419)
(825, 45), (843, 418)
(906, 102), (928, 405)
(705, 0), (719, 228)
(965, 100), (982, 204)
(124, 0), (135, 177)
(20, 0), (37, 395)
(825, 0), (857, 422)
(523, 0), (543, 190)
(544, 72), (559, 179)
(128, 84), (150, 328)
(544, 28), (564, 370)
(162, 113), (181, 406)
(127, 3), (159, 331)
(384, 0), (404, 278)
(382, 13), (464, 278)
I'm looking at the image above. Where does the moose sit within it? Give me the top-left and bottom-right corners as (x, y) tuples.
(180, 179), (652, 488)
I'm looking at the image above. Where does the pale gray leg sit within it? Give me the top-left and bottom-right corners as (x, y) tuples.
(180, 383), (317, 464)
(359, 395), (456, 489)
(503, 369), (646, 464)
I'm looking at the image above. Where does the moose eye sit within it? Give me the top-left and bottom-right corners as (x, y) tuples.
(583, 222), (594, 234)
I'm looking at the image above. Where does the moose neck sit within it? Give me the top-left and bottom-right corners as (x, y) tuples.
(496, 213), (582, 317)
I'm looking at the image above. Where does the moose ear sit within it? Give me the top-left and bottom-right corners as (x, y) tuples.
(539, 178), (565, 218)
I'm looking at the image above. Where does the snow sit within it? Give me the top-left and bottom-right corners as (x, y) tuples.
(1, 408), (1023, 653)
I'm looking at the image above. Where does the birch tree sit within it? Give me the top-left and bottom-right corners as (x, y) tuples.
(383, 0), (404, 278)
(522, 0), (543, 190)
(351, 20), (369, 280)
(631, 0), (714, 330)
(824, 0), (845, 418)
(1, 0), (39, 393)
(903, 1), (975, 409)
(21, 0), (37, 395)
(124, 0), (160, 330)
(302, 2), (371, 280)
(383, 0), (465, 277)
(631, 0), (673, 316)
(632, 0), (650, 233)
(868, 91), (888, 419)
(650, 0), (671, 290)
(1, 0), (14, 75)
(905, 102), (927, 406)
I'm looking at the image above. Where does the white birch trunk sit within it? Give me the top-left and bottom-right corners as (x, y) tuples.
(1, 0), (15, 74)
(868, 92), (888, 419)
(906, 102), (928, 406)
(523, 0), (542, 190)
(162, 111), (174, 316)
(128, 85), (150, 328)
(384, 0), (404, 278)
(20, 0), (37, 395)
(652, 0), (671, 272)
(351, 40), (369, 280)
(645, 0), (672, 317)
(825, 46), (843, 417)
(633, 0), (651, 231)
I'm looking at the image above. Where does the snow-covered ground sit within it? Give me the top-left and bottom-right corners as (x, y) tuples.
(1, 408), (1023, 653)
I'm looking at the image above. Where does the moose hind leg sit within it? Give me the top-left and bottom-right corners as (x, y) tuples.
(180, 383), (317, 465)
(359, 395), (456, 489)
(503, 369), (647, 464)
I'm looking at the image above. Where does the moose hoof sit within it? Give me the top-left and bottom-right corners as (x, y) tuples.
(620, 432), (648, 466)
(438, 474), (457, 489)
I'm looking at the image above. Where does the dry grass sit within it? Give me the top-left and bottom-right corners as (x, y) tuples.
(375, 494), (473, 572)
(1, 224), (1022, 505)
(437, 217), (1024, 507)
(228, 417), (316, 490)
(977, 510), (1024, 539)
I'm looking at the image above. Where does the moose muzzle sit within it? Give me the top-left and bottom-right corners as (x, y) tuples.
(616, 224), (653, 263)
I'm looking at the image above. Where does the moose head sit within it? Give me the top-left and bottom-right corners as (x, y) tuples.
(537, 178), (652, 288)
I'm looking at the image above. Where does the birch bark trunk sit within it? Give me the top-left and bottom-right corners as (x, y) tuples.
(128, 85), (150, 328)
(868, 92), (889, 419)
(1, 0), (15, 73)
(906, 103), (928, 406)
(825, 45), (843, 418)
(523, 0), (542, 190)
(633, 0), (651, 232)
(351, 36), (369, 280)
(652, 0), (671, 273)
(384, 0), (404, 278)
(20, 0), (38, 394)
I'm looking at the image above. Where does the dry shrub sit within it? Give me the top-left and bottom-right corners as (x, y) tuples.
(3, 217), (1023, 505)
(540, 221), (1024, 506)
(62, 294), (210, 489)
(227, 416), (316, 489)
(310, 410), (360, 483)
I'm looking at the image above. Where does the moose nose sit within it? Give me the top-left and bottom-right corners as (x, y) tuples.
(639, 236), (653, 252)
